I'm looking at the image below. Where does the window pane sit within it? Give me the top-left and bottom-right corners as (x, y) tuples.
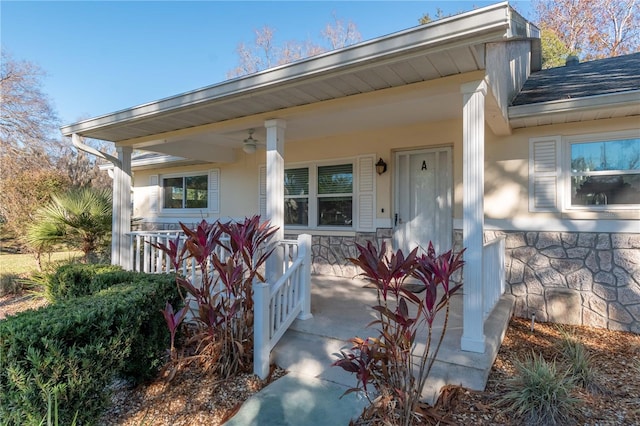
(285, 197), (308, 225)
(571, 139), (640, 172)
(185, 175), (208, 208)
(163, 177), (183, 208)
(318, 197), (352, 226)
(285, 168), (309, 196)
(318, 164), (353, 194)
(571, 174), (640, 205)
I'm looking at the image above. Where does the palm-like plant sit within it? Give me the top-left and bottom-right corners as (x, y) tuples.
(27, 187), (112, 263)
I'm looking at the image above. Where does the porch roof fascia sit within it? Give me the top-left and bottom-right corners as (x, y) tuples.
(508, 90), (640, 127)
(60, 2), (535, 142)
(98, 153), (206, 171)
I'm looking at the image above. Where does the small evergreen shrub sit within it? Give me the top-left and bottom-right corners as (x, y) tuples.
(0, 270), (179, 425)
(500, 352), (581, 426)
(36, 263), (123, 303)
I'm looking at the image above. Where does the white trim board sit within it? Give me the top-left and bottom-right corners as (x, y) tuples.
(452, 218), (639, 233)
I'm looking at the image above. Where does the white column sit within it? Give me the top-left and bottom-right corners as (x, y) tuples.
(265, 119), (286, 283)
(460, 80), (487, 353)
(111, 146), (132, 269)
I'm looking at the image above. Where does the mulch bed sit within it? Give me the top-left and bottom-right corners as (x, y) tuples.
(2, 293), (639, 425)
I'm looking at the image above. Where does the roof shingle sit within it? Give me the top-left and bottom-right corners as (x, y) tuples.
(511, 53), (640, 106)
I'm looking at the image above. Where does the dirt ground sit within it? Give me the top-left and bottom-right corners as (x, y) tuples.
(2, 294), (639, 425)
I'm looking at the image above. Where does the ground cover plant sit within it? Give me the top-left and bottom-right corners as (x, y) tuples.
(333, 241), (464, 426)
(154, 216), (277, 379)
(499, 352), (581, 425)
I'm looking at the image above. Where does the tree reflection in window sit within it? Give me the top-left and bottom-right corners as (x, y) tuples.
(318, 164), (353, 226)
(284, 168), (309, 225)
(571, 138), (640, 206)
(163, 175), (208, 209)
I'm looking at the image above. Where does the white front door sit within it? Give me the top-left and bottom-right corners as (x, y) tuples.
(393, 147), (452, 255)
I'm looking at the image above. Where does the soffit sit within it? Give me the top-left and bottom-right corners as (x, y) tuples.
(60, 3), (521, 143)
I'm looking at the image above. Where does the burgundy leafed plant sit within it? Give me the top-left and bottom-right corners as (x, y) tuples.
(153, 215), (277, 378)
(333, 241), (465, 426)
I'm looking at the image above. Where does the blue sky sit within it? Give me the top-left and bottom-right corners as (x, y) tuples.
(2, 1), (535, 128)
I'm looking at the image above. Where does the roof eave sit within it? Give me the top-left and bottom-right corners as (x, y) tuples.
(61, 2), (520, 140)
(508, 90), (640, 120)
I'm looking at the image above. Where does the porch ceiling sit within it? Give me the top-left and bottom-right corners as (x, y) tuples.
(61, 3), (533, 147)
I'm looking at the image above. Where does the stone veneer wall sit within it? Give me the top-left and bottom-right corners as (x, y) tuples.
(299, 228), (639, 333)
(137, 222), (639, 333)
(284, 229), (394, 278)
(456, 229), (639, 333)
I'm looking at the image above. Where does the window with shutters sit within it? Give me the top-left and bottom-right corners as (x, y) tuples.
(158, 170), (220, 212)
(262, 156), (374, 231)
(529, 131), (640, 213)
(568, 136), (640, 207)
(284, 163), (353, 228)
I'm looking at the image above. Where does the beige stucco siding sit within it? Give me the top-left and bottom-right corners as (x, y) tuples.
(132, 118), (464, 227)
(132, 115), (638, 228)
(484, 116), (640, 223)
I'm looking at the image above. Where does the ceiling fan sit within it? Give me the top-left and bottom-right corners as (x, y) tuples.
(242, 129), (263, 154)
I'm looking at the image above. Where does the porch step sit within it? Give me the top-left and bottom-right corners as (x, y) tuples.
(272, 292), (515, 404)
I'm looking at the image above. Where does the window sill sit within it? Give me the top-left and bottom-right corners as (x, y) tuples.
(159, 210), (215, 218)
(284, 228), (357, 237)
(562, 210), (640, 220)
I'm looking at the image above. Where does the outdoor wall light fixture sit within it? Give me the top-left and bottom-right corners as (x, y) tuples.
(376, 158), (387, 175)
(242, 129), (259, 154)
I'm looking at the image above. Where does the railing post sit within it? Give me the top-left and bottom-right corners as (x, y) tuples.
(297, 234), (313, 320)
(498, 236), (506, 295)
(134, 234), (141, 272)
(253, 278), (271, 379)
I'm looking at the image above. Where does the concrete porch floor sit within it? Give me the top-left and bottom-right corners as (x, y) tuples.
(272, 274), (515, 403)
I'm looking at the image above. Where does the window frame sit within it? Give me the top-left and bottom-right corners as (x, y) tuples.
(160, 171), (210, 212)
(563, 130), (640, 211)
(284, 159), (356, 231)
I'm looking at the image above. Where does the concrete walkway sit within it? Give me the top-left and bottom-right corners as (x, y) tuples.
(224, 275), (514, 425)
(224, 373), (367, 426)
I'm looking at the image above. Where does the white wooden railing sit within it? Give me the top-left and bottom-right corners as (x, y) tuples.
(129, 230), (229, 280)
(253, 234), (312, 379)
(128, 230), (313, 379)
(482, 236), (506, 319)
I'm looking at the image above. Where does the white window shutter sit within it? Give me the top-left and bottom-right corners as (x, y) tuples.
(529, 136), (561, 212)
(259, 165), (267, 218)
(149, 175), (159, 213)
(209, 169), (220, 213)
(356, 155), (376, 232)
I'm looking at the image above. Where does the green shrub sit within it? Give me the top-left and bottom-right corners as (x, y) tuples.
(0, 271), (179, 425)
(500, 352), (581, 426)
(34, 263), (123, 303)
